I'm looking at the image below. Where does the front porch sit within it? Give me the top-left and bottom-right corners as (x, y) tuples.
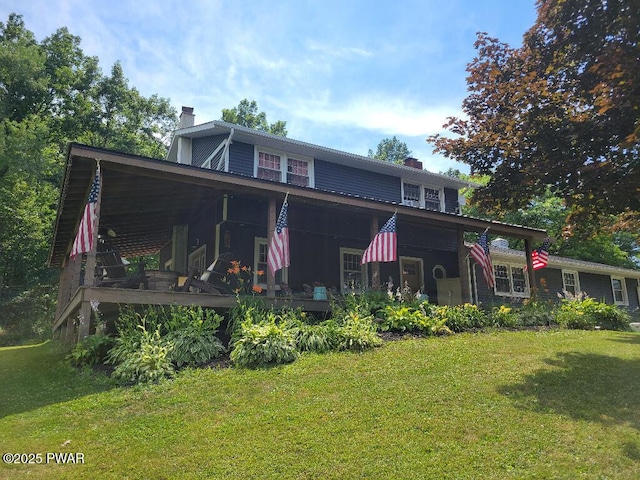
(49, 144), (547, 343)
(52, 286), (332, 343)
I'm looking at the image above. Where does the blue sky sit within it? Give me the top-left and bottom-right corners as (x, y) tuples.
(2, 0), (537, 173)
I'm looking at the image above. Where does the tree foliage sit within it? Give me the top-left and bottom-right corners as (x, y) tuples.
(428, 0), (639, 234)
(368, 136), (411, 164)
(221, 98), (287, 136)
(0, 13), (177, 291)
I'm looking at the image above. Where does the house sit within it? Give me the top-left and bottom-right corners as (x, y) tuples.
(466, 239), (640, 315)
(49, 106), (554, 343)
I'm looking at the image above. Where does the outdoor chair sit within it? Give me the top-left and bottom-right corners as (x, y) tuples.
(95, 250), (148, 289)
(180, 252), (235, 295)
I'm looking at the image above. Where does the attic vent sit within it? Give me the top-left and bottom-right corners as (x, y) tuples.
(491, 238), (509, 249)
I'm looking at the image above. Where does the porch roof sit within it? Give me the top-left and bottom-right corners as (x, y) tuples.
(48, 143), (547, 268)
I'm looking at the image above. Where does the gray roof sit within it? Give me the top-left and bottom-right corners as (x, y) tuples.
(484, 244), (640, 279)
(167, 120), (474, 191)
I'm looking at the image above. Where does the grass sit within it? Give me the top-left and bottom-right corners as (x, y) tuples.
(1, 330), (640, 479)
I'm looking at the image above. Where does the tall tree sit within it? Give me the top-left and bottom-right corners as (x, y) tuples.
(0, 14), (177, 289)
(221, 98), (287, 136)
(368, 136), (411, 164)
(428, 0), (640, 234)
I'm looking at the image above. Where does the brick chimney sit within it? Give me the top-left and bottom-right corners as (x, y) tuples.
(179, 106), (195, 129)
(403, 157), (423, 169)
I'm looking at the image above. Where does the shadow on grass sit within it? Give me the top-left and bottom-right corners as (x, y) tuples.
(499, 352), (640, 432)
(0, 341), (116, 419)
(607, 333), (640, 345)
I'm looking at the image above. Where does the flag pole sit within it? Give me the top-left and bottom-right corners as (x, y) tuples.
(464, 226), (490, 261)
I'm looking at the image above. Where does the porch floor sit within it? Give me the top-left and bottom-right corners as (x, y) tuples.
(53, 286), (332, 340)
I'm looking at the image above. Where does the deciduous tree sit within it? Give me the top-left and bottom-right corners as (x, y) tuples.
(428, 0), (640, 234)
(221, 99), (287, 136)
(368, 136), (411, 164)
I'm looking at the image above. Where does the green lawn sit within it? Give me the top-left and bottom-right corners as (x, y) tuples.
(1, 330), (639, 479)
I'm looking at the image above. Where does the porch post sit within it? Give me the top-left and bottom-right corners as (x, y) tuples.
(266, 197), (276, 297)
(54, 257), (73, 322)
(369, 215), (380, 289)
(457, 226), (472, 303)
(524, 237), (537, 298)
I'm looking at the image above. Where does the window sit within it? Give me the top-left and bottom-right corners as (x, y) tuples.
(492, 263), (529, 297)
(424, 187), (441, 211)
(287, 158), (309, 186)
(340, 248), (367, 293)
(402, 183), (421, 207)
(254, 238), (287, 287)
(611, 277), (627, 305)
(562, 270), (580, 296)
(257, 152), (282, 182)
(401, 181), (443, 211)
(255, 148), (314, 187)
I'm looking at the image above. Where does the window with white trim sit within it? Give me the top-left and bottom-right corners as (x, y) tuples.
(254, 238), (287, 287)
(340, 248), (368, 293)
(562, 270), (580, 296)
(401, 181), (444, 211)
(493, 263), (529, 297)
(611, 276), (628, 305)
(188, 245), (207, 272)
(255, 147), (314, 187)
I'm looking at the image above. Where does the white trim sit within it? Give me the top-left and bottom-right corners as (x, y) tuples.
(611, 276), (628, 306)
(253, 146), (315, 188)
(561, 269), (581, 296)
(399, 256), (424, 292)
(493, 262), (530, 298)
(401, 180), (445, 212)
(254, 237), (287, 287)
(339, 247), (367, 293)
(202, 138), (229, 170)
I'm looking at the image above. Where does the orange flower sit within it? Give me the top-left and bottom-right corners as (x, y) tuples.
(256, 270), (264, 276)
(252, 285), (263, 294)
(241, 266), (248, 272)
(227, 268), (235, 274)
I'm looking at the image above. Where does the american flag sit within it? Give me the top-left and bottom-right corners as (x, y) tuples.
(267, 198), (290, 276)
(361, 213), (397, 264)
(531, 237), (551, 270)
(470, 231), (495, 288)
(70, 167), (100, 258)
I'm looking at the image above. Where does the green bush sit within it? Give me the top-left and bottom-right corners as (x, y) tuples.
(379, 304), (424, 332)
(112, 326), (174, 384)
(336, 311), (382, 352)
(436, 304), (489, 333)
(67, 333), (115, 367)
(490, 305), (519, 328)
(230, 320), (299, 368)
(292, 321), (341, 353)
(556, 295), (630, 331)
(517, 300), (556, 327)
(0, 283), (57, 345)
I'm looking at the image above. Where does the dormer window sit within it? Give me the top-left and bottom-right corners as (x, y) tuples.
(402, 181), (444, 211)
(255, 147), (314, 187)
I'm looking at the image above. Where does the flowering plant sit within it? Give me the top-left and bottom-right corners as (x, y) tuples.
(224, 261), (264, 295)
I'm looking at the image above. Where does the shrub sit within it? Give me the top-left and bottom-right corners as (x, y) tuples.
(164, 306), (226, 367)
(490, 305), (519, 328)
(112, 327), (174, 384)
(292, 321), (341, 353)
(230, 320), (299, 368)
(0, 283), (57, 345)
(336, 311), (382, 352)
(437, 304), (489, 333)
(517, 300), (556, 327)
(67, 333), (115, 367)
(379, 304), (424, 332)
(556, 295), (631, 331)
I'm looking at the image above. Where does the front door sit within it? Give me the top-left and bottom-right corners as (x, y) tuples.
(400, 257), (423, 293)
